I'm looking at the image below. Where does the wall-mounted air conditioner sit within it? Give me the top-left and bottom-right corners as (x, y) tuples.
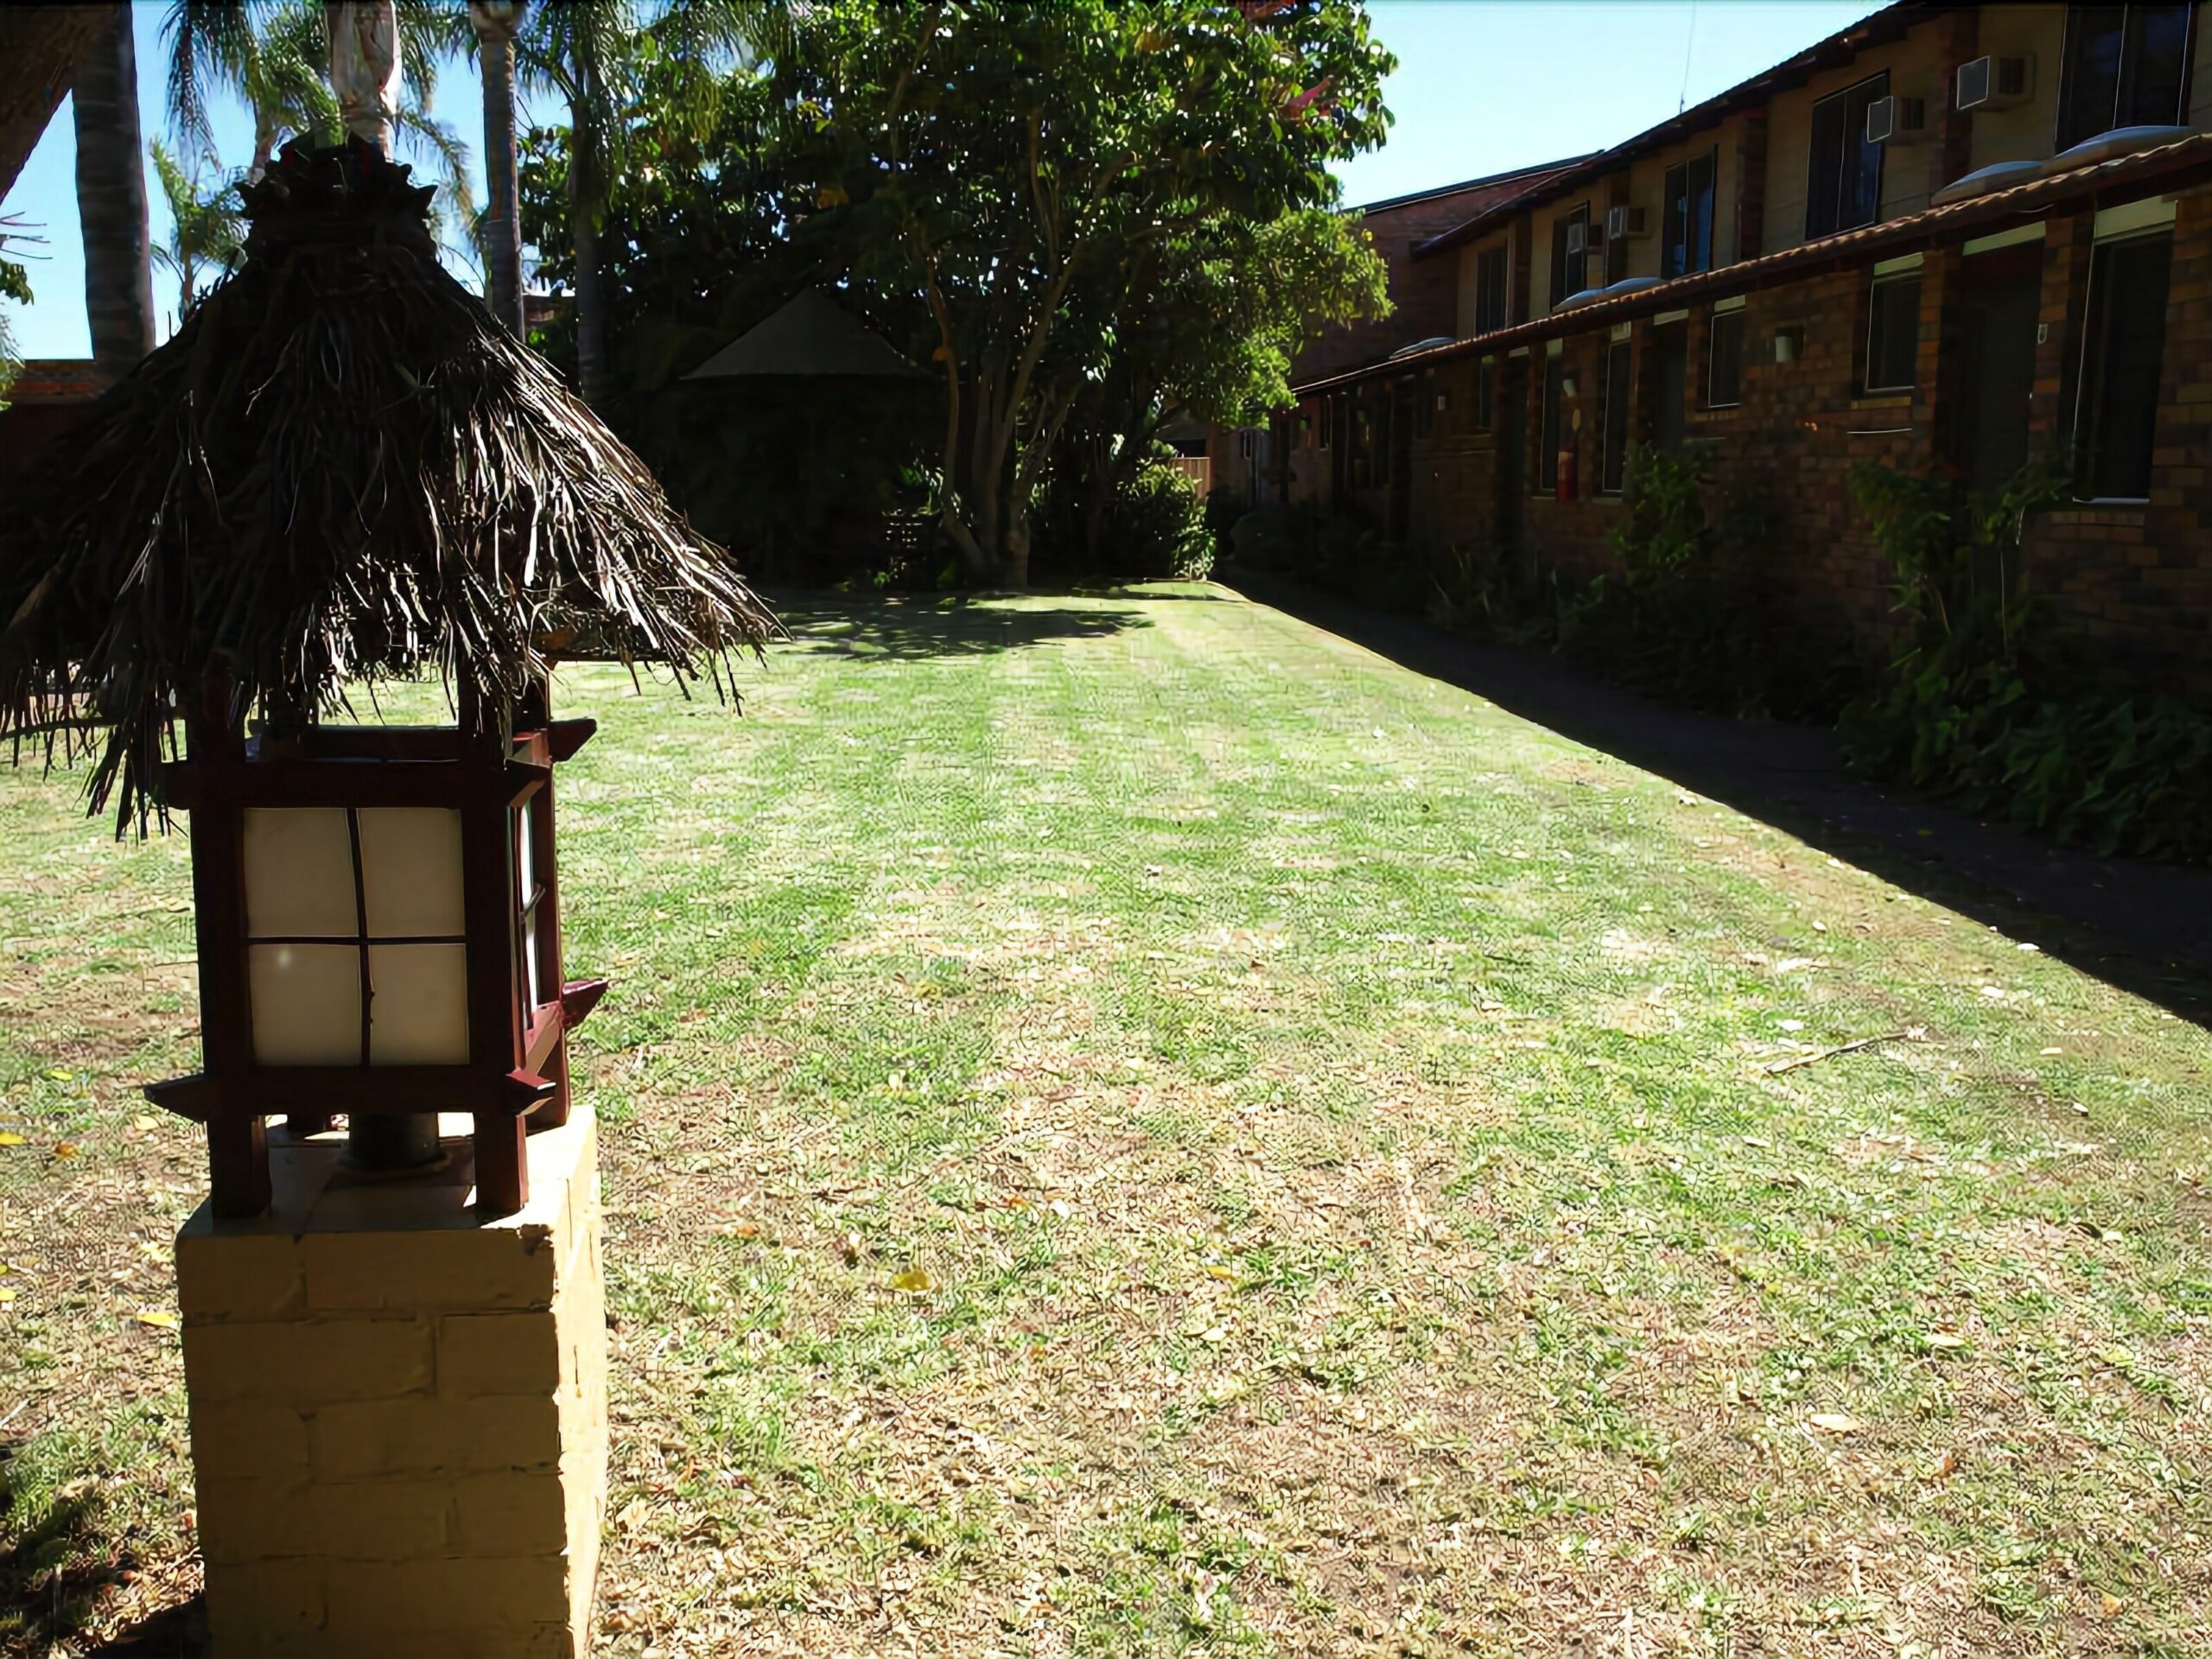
(1866, 95), (1930, 144)
(1957, 55), (2033, 112)
(1605, 205), (1650, 241)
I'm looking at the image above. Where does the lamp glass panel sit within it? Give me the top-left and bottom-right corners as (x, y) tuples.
(524, 908), (544, 1009)
(367, 943), (472, 1065)
(243, 809), (359, 938)
(358, 808), (466, 938)
(514, 806), (537, 902)
(248, 944), (362, 1064)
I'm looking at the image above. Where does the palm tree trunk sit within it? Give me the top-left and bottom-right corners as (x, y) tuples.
(72, 1), (155, 367)
(570, 109), (607, 404)
(470, 4), (525, 335)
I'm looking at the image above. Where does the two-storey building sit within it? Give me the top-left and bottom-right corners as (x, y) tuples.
(1284, 2), (2212, 692)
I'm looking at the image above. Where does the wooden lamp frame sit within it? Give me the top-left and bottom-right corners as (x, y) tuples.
(147, 683), (607, 1217)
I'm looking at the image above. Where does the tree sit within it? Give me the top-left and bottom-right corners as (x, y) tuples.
(73, 1), (157, 368)
(149, 141), (245, 321)
(161, 2), (476, 252)
(515, 0), (770, 404)
(469, 1), (527, 334)
(774, 0), (1393, 585)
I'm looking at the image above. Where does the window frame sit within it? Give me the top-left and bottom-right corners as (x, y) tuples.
(1474, 242), (1510, 334)
(1706, 308), (1745, 410)
(1662, 146), (1719, 280)
(1600, 336), (1634, 495)
(1806, 72), (1889, 240)
(1537, 352), (1565, 493)
(1549, 204), (1593, 311)
(2055, 4), (2196, 153)
(1863, 270), (1923, 395)
(2072, 226), (2175, 501)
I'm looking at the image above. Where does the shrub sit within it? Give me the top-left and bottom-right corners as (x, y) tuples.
(1113, 463), (1216, 580)
(1844, 454), (2212, 861)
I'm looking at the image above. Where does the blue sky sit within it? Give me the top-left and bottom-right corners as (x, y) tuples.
(3, 0), (1882, 360)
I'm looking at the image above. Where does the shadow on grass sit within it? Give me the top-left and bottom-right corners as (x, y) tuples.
(0, 1478), (200, 1658)
(1232, 568), (2212, 1032)
(768, 591), (1157, 660)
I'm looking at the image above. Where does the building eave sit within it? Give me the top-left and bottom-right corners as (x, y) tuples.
(1294, 130), (2212, 399)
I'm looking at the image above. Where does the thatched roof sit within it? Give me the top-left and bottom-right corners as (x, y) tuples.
(0, 140), (776, 831)
(684, 289), (924, 381)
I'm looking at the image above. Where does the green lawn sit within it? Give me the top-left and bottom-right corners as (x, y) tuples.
(2, 584), (2208, 1656)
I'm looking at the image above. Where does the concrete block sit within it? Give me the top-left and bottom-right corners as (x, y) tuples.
(187, 1402), (310, 1480)
(184, 1317), (434, 1406)
(438, 1312), (563, 1396)
(175, 1230), (305, 1323)
(303, 1229), (559, 1314)
(322, 1555), (572, 1634)
(451, 1471), (569, 1556)
(308, 1395), (564, 1480)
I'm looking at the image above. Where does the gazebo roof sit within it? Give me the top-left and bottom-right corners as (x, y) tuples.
(684, 288), (923, 380)
(0, 141), (775, 830)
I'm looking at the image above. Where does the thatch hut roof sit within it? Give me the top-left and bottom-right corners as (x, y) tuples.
(0, 140), (775, 830)
(683, 289), (924, 381)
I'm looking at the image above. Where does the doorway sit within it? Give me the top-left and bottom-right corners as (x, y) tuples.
(1649, 323), (1689, 455)
(1952, 244), (2044, 493)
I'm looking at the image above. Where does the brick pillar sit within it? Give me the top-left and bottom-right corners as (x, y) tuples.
(1926, 9), (1980, 202)
(1732, 113), (1768, 263)
(1916, 245), (1959, 455)
(2031, 212), (2096, 447)
(177, 1112), (609, 1659)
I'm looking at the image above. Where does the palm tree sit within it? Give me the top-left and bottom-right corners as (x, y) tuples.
(469, 1), (526, 336)
(73, 1), (157, 367)
(516, 0), (772, 404)
(149, 141), (244, 322)
(160, 2), (476, 256)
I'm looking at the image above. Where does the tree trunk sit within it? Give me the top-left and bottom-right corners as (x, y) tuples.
(570, 107), (607, 404)
(471, 7), (524, 335)
(72, 1), (154, 367)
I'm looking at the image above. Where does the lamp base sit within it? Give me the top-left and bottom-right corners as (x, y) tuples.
(341, 1111), (447, 1176)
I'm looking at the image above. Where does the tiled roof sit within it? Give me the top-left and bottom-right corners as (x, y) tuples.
(5, 359), (116, 403)
(1350, 155), (1597, 219)
(1294, 130), (2212, 397)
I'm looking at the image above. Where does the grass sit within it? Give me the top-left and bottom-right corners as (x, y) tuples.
(0, 582), (2207, 1656)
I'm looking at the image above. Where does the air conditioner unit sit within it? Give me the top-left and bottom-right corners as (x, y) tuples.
(1605, 205), (1650, 241)
(1565, 221), (1588, 257)
(1866, 94), (1931, 144)
(1957, 54), (2033, 112)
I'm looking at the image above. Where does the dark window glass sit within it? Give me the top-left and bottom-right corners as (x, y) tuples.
(1414, 372), (1434, 439)
(1539, 354), (1564, 491)
(2079, 231), (2173, 497)
(1601, 338), (1633, 493)
(2057, 5), (2193, 150)
(1475, 359), (1496, 429)
(1808, 74), (1887, 238)
(1663, 149), (1718, 278)
(1475, 245), (1510, 334)
(1866, 273), (1923, 392)
(1550, 206), (1591, 308)
(1650, 325), (1689, 454)
(1707, 310), (1744, 408)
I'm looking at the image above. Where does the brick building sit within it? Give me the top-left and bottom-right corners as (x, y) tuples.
(1205, 157), (1585, 510)
(1280, 2), (2212, 694)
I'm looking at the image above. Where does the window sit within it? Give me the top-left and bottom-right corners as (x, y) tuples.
(1538, 353), (1565, 492)
(1601, 337), (1633, 494)
(2056, 5), (2193, 152)
(2077, 230), (2173, 498)
(1707, 308), (1744, 408)
(1474, 243), (1510, 334)
(1550, 205), (1592, 309)
(1865, 271), (1923, 392)
(1414, 371), (1434, 439)
(1663, 149), (1718, 278)
(1475, 358), (1496, 429)
(1807, 74), (1887, 238)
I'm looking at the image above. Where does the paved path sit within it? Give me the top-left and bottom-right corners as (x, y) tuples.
(1230, 569), (2212, 1016)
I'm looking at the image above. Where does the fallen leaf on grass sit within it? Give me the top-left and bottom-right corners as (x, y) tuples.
(53, 1143), (80, 1159)
(890, 1268), (938, 1294)
(2100, 1592), (2124, 1617)
(135, 1310), (177, 1329)
(0, 1132), (24, 1147)
(1808, 1412), (1866, 1434)
(0, 1287), (15, 1305)
(1925, 1332), (1968, 1351)
(1205, 1264), (1236, 1281)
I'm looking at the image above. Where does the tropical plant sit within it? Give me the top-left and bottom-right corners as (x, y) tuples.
(0, 219), (36, 407)
(514, 0), (773, 404)
(160, 0), (477, 259)
(775, 0), (1394, 585)
(73, 0), (156, 367)
(149, 141), (245, 321)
